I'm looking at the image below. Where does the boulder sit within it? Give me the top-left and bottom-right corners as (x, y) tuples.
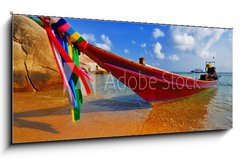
(13, 15), (62, 92)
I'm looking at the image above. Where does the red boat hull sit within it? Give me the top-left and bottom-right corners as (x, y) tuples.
(83, 43), (218, 102)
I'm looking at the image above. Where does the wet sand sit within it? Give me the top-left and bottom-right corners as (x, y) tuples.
(12, 88), (226, 143)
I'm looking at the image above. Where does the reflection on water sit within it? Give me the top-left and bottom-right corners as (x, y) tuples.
(13, 73), (232, 143)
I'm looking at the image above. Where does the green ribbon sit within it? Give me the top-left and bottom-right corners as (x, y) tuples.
(73, 45), (83, 120)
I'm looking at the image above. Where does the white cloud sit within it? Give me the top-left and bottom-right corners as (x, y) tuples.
(169, 54), (179, 61)
(131, 40), (136, 45)
(153, 42), (165, 59)
(196, 50), (216, 59)
(82, 33), (113, 51)
(194, 28), (213, 40)
(124, 49), (129, 53)
(170, 26), (225, 59)
(95, 34), (112, 51)
(81, 33), (96, 42)
(95, 43), (111, 51)
(101, 34), (112, 46)
(205, 30), (225, 49)
(140, 43), (147, 48)
(153, 28), (165, 39)
(196, 29), (225, 59)
(171, 32), (195, 51)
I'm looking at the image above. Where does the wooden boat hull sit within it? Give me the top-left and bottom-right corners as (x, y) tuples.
(83, 43), (218, 102)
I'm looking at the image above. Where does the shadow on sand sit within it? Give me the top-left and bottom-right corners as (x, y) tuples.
(13, 94), (151, 133)
(14, 118), (59, 134)
(13, 106), (70, 133)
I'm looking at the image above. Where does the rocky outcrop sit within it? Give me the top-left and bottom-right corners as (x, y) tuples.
(13, 15), (62, 92)
(13, 15), (107, 92)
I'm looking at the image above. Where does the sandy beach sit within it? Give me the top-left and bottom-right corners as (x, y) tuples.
(13, 87), (226, 143)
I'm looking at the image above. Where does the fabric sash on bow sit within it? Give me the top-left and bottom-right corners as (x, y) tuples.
(36, 16), (93, 121)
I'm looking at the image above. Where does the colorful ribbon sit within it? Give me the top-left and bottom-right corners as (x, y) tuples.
(38, 16), (94, 121)
(54, 18), (88, 51)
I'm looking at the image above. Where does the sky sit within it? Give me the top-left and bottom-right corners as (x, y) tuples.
(66, 18), (232, 72)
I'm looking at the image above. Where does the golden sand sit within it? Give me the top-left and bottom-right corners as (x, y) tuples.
(13, 89), (217, 143)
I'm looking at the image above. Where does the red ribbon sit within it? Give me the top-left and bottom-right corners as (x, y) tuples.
(42, 18), (92, 95)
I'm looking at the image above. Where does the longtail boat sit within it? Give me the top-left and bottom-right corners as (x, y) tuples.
(81, 43), (218, 103)
(40, 17), (218, 107)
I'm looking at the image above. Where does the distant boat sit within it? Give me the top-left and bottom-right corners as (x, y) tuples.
(81, 43), (218, 103)
(191, 68), (205, 73)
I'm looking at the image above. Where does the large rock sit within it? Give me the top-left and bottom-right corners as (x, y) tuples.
(13, 15), (62, 92)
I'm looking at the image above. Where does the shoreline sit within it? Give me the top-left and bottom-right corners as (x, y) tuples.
(12, 87), (231, 144)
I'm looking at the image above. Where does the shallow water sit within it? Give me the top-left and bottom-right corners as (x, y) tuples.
(83, 73), (232, 129)
(13, 73), (232, 143)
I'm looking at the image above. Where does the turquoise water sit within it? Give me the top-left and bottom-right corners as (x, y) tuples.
(82, 72), (232, 130)
(207, 73), (232, 128)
